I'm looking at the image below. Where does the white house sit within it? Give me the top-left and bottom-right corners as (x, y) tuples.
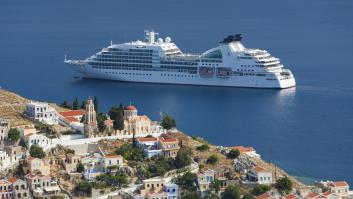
(247, 166), (273, 184)
(165, 183), (179, 199)
(25, 134), (51, 149)
(197, 169), (215, 197)
(25, 101), (58, 125)
(102, 155), (124, 171)
(0, 150), (11, 170)
(137, 137), (163, 158)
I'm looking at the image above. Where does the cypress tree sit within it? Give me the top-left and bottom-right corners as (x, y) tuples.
(113, 111), (124, 134)
(94, 96), (99, 113)
(80, 100), (86, 109)
(73, 97), (79, 110)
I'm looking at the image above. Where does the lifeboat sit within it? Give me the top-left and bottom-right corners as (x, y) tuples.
(216, 67), (232, 78)
(199, 67), (215, 76)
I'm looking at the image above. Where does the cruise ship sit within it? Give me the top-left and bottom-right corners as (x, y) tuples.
(65, 30), (295, 88)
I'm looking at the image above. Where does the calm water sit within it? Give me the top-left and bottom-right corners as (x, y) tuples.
(1, 0), (353, 184)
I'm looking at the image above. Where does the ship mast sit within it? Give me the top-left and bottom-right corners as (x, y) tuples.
(145, 30), (158, 44)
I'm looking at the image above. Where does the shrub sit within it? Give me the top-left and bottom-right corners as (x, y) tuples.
(251, 184), (271, 196)
(227, 149), (240, 159)
(29, 144), (46, 158)
(275, 176), (293, 195)
(206, 154), (219, 165)
(196, 144), (210, 152)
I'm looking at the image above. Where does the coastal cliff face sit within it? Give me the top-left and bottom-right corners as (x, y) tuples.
(0, 89), (31, 126)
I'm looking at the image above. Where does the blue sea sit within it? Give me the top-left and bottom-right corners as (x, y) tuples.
(1, 0), (352, 184)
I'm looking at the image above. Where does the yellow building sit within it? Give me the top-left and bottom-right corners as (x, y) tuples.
(106, 105), (163, 136)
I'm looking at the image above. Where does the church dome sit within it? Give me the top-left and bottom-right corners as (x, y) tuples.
(126, 105), (137, 111)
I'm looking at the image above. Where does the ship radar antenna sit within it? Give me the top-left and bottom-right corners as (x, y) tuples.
(64, 54), (67, 62)
(110, 40), (113, 46)
(145, 29), (159, 44)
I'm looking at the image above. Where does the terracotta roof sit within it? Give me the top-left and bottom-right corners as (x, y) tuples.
(8, 177), (18, 183)
(65, 116), (79, 122)
(232, 146), (255, 153)
(256, 192), (271, 199)
(137, 137), (158, 142)
(253, 166), (270, 173)
(160, 138), (177, 143)
(126, 105), (137, 111)
(282, 194), (300, 199)
(59, 109), (85, 117)
(322, 191), (333, 196)
(329, 181), (349, 187)
(304, 192), (321, 199)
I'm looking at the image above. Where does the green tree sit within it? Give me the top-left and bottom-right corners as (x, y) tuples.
(196, 144), (210, 152)
(174, 171), (197, 191)
(116, 143), (143, 161)
(222, 184), (240, 199)
(204, 192), (221, 199)
(181, 190), (201, 199)
(207, 154), (219, 165)
(80, 100), (86, 109)
(75, 181), (93, 196)
(251, 184), (271, 196)
(73, 97), (79, 110)
(242, 193), (256, 199)
(29, 144), (46, 158)
(275, 176), (293, 195)
(61, 100), (72, 109)
(108, 104), (124, 120)
(175, 147), (192, 168)
(211, 179), (222, 193)
(113, 111), (124, 134)
(77, 162), (84, 173)
(97, 113), (107, 133)
(132, 131), (136, 148)
(161, 115), (176, 130)
(7, 128), (20, 143)
(94, 96), (99, 113)
(227, 149), (240, 159)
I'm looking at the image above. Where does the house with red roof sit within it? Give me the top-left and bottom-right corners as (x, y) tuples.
(0, 179), (14, 199)
(58, 109), (85, 133)
(319, 181), (350, 199)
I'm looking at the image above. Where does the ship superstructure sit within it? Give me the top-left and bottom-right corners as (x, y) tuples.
(65, 30), (295, 88)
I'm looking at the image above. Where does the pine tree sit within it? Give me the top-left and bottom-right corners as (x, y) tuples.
(73, 97), (79, 110)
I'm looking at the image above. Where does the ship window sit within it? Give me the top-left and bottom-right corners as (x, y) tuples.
(202, 48), (223, 59)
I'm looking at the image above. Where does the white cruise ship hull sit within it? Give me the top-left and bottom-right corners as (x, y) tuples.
(68, 64), (296, 88)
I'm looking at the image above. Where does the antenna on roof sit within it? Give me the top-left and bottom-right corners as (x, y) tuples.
(110, 40), (113, 46)
(64, 54), (67, 62)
